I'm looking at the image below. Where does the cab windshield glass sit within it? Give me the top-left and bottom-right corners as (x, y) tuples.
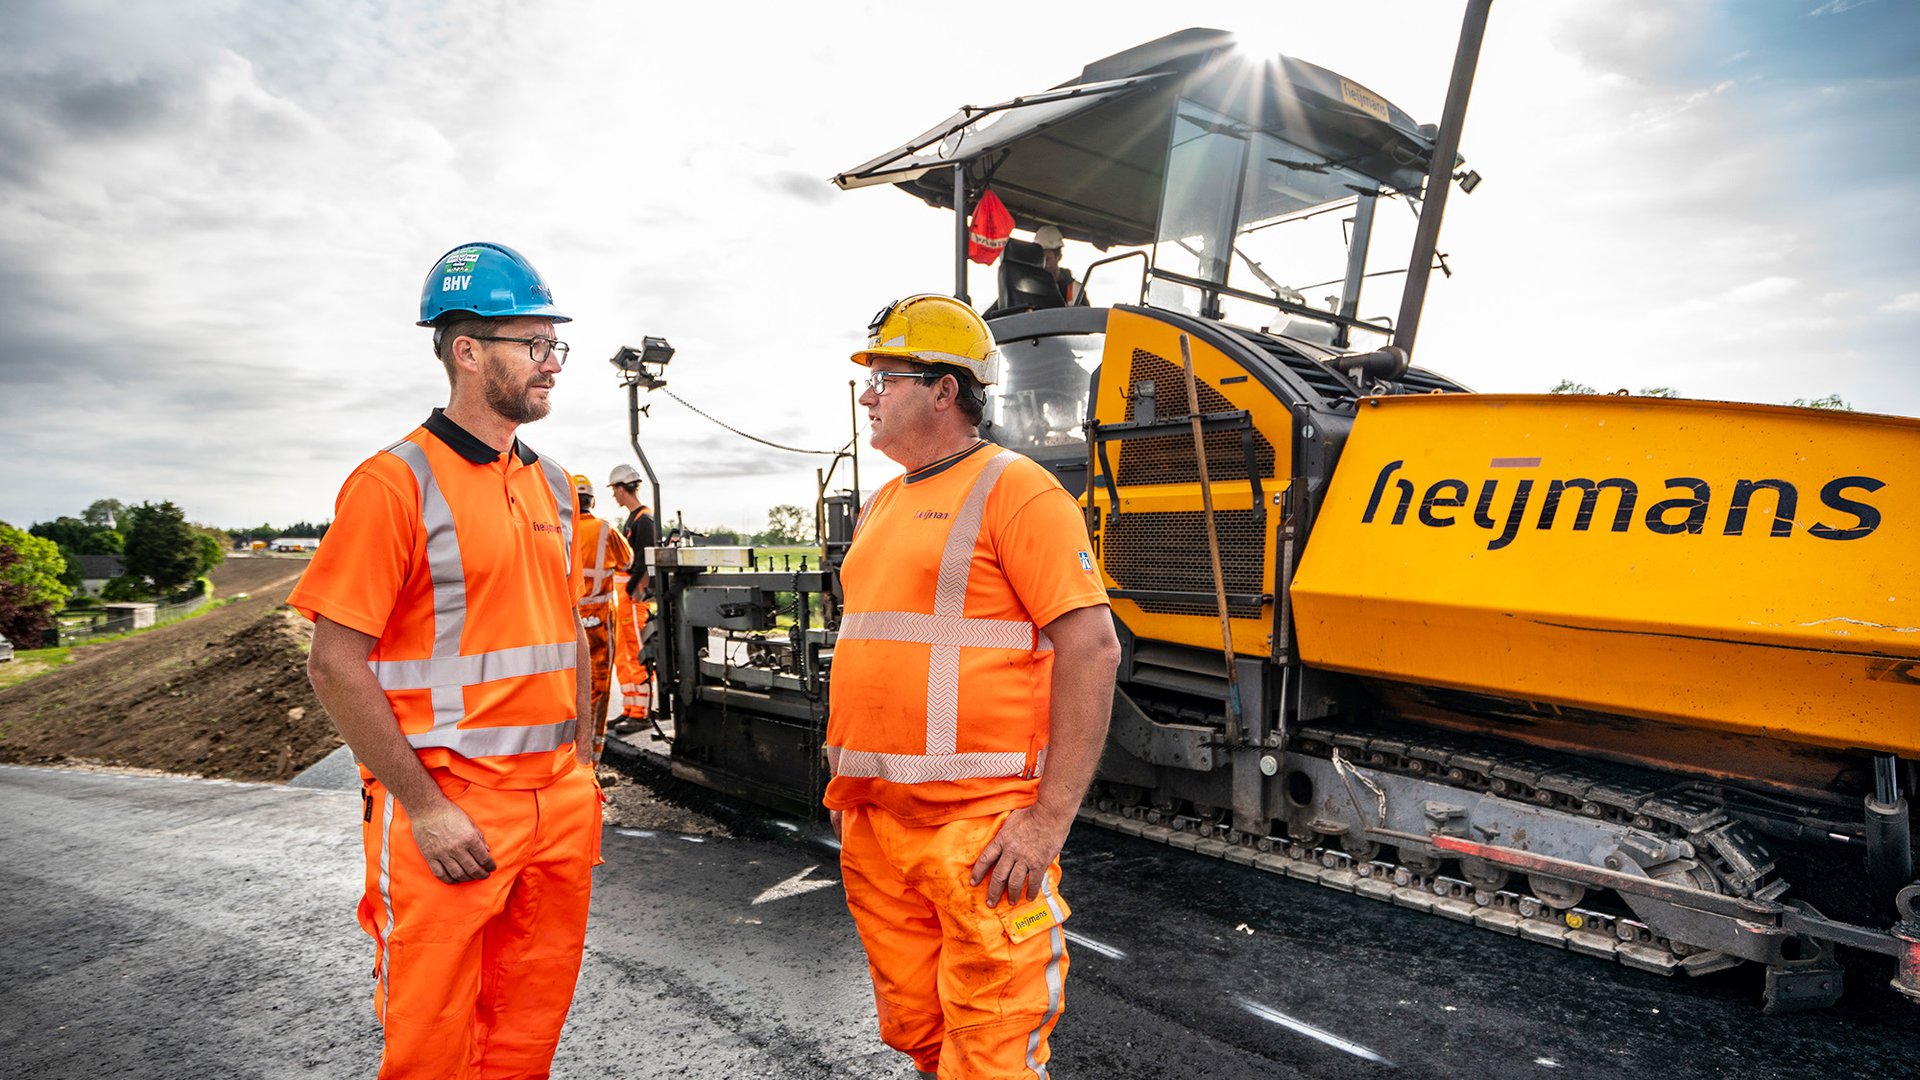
(1151, 97), (1410, 346)
(985, 333), (1103, 453)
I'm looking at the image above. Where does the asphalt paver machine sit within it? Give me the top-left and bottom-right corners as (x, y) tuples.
(621, 14), (1920, 1012)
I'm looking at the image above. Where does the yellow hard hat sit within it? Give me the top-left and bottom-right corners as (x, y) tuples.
(571, 473), (594, 495)
(851, 294), (1000, 386)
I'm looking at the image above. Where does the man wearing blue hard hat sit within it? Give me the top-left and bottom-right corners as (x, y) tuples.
(292, 242), (602, 1077)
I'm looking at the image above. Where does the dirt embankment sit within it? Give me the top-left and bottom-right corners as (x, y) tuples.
(0, 558), (339, 781)
(0, 557), (729, 833)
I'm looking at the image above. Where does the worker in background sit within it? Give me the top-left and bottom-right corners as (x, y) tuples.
(292, 241), (601, 1078)
(825, 294), (1121, 1079)
(571, 473), (634, 766)
(1034, 225), (1081, 306)
(606, 463), (658, 735)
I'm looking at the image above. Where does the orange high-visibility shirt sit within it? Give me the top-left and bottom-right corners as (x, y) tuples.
(573, 516), (632, 612)
(825, 441), (1108, 825)
(290, 409), (585, 790)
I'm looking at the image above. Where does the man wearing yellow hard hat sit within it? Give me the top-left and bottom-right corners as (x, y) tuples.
(823, 294), (1120, 1079)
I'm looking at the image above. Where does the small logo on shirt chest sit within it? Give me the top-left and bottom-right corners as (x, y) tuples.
(914, 510), (951, 521)
(532, 521), (562, 534)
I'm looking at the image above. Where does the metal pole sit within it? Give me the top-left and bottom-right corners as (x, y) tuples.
(848, 380), (862, 512)
(953, 163), (971, 305)
(1181, 333), (1243, 743)
(1391, 0), (1493, 360)
(1333, 191), (1378, 350)
(627, 380), (663, 536)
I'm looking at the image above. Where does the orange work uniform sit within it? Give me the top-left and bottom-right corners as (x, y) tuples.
(573, 514), (633, 763)
(289, 408), (598, 1079)
(825, 441), (1108, 1079)
(612, 505), (656, 722)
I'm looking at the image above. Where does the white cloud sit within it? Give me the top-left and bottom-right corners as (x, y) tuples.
(1725, 276), (1802, 303)
(1882, 293), (1920, 314)
(0, 0), (1916, 531)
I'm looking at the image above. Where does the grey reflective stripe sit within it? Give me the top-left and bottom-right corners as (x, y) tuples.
(1024, 873), (1068, 1079)
(377, 791), (396, 1017)
(369, 642), (578, 692)
(838, 611), (1040, 651)
(534, 453), (575, 577)
(823, 745), (1032, 784)
(926, 450), (1019, 755)
(407, 718), (578, 759)
(387, 440), (470, 731)
(377, 437), (578, 757)
(386, 440), (467, 676)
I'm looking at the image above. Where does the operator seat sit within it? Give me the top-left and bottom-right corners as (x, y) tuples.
(988, 239), (1066, 315)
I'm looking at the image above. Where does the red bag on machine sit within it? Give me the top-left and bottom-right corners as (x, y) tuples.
(968, 189), (1014, 265)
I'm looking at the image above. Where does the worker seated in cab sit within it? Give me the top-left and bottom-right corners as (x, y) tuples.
(991, 225), (1085, 314)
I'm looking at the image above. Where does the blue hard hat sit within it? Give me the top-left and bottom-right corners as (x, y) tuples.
(417, 241), (571, 326)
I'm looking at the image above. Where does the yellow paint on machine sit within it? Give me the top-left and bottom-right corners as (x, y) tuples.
(1291, 394), (1920, 757)
(1086, 310), (1293, 657)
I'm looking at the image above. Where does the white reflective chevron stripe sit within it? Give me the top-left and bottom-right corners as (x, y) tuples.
(838, 611), (1042, 651)
(925, 449), (1018, 755)
(835, 449), (1053, 781)
(825, 746), (1033, 784)
(369, 642), (578, 693)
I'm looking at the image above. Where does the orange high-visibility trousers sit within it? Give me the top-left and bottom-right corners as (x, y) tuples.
(839, 805), (1071, 1080)
(359, 766), (601, 1079)
(581, 605), (614, 763)
(610, 576), (651, 719)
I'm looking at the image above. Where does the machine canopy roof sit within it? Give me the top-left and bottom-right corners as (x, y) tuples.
(832, 29), (1437, 250)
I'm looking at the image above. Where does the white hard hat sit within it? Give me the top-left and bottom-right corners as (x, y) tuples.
(608, 463), (642, 486)
(1034, 225), (1064, 250)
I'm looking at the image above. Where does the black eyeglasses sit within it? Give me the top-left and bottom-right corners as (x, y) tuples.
(865, 371), (943, 395)
(471, 335), (570, 367)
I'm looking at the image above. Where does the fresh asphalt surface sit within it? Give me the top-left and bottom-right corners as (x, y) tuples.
(2, 763), (1914, 1079)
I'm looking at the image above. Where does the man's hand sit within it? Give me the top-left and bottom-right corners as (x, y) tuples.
(969, 804), (1072, 908)
(409, 799), (496, 884)
(830, 809), (843, 841)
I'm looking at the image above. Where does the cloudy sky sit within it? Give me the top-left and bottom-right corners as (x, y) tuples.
(2, 0), (1914, 535)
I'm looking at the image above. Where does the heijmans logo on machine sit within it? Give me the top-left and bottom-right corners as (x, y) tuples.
(1360, 457), (1886, 550)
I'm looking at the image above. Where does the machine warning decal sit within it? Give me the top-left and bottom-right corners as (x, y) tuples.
(1339, 78), (1390, 123)
(1491, 457), (1542, 468)
(1360, 459), (1886, 549)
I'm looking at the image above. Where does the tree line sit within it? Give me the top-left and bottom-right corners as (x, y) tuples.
(690, 504), (816, 548)
(0, 499), (259, 646)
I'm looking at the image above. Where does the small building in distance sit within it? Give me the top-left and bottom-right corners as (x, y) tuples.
(75, 554), (125, 597)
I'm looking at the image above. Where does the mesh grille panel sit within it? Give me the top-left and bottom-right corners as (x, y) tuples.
(1115, 349), (1277, 486)
(1105, 509), (1267, 618)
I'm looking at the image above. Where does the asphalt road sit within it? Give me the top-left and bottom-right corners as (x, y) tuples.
(2, 764), (1914, 1079)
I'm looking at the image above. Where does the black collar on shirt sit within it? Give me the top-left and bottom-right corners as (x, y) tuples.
(423, 408), (538, 466)
(903, 439), (991, 484)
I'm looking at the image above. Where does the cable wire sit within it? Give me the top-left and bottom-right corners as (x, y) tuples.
(663, 389), (857, 456)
